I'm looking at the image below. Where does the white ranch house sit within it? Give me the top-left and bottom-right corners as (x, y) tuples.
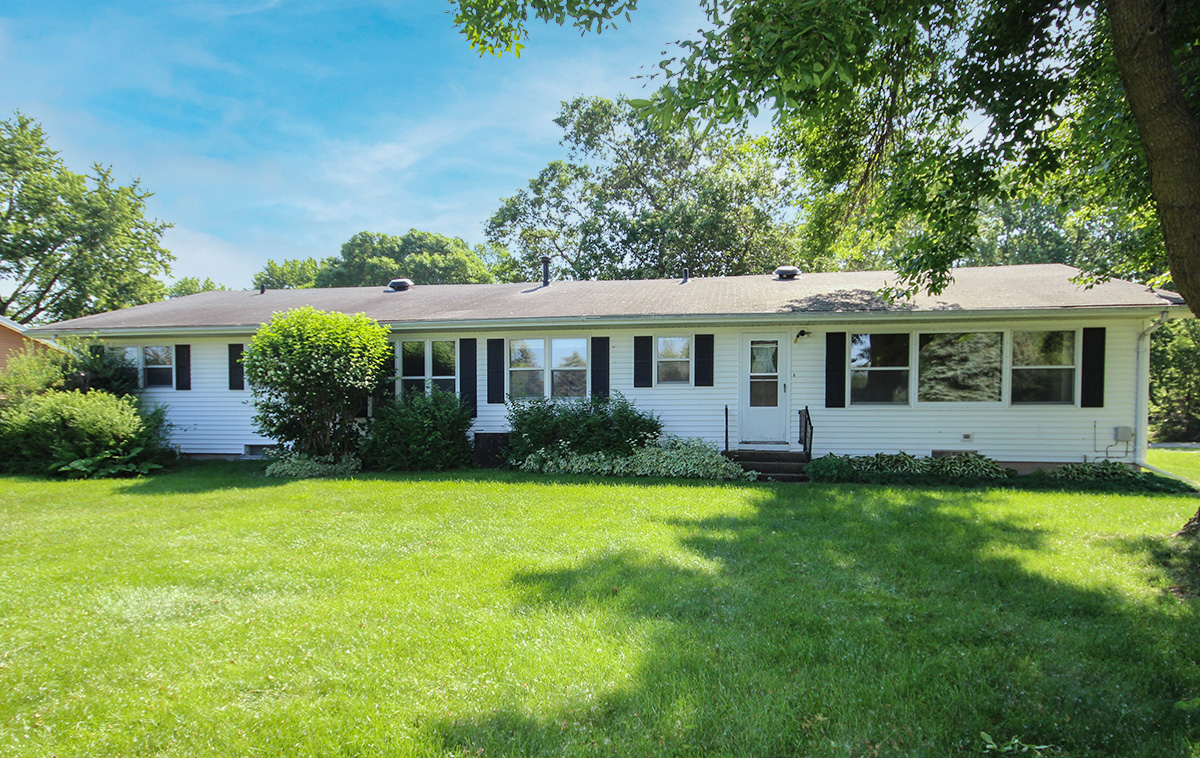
(32, 264), (1190, 470)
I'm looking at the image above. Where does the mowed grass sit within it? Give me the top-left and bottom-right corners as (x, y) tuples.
(2, 464), (1200, 757)
(1150, 448), (1200, 486)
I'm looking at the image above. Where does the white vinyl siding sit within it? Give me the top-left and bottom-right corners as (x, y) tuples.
(102, 336), (268, 454)
(102, 314), (1146, 464)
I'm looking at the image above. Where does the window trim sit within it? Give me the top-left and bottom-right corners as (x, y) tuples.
(914, 330), (1006, 406)
(397, 338), (458, 396)
(654, 335), (693, 387)
(1010, 328), (1080, 405)
(105, 344), (170, 389)
(847, 332), (911, 406)
(506, 335), (590, 400)
(840, 327), (1084, 408)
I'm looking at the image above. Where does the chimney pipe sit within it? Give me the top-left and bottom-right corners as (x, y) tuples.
(540, 255), (551, 287)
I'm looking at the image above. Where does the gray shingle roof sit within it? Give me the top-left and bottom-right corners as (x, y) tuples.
(31, 264), (1186, 335)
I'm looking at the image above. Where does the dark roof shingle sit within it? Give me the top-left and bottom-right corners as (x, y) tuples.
(32, 264), (1186, 334)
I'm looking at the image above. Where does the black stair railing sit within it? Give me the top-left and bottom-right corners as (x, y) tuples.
(798, 406), (814, 459)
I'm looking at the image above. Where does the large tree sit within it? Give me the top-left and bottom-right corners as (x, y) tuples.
(167, 277), (227, 298)
(0, 112), (173, 324)
(252, 257), (324, 290)
(451, 0), (1200, 314)
(314, 229), (496, 287)
(488, 95), (810, 281)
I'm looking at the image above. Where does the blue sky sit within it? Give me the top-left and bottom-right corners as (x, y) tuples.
(1, 1), (708, 287)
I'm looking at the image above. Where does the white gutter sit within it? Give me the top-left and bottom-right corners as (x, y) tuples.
(1135, 311), (1171, 466)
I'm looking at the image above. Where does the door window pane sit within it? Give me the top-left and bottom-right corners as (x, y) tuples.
(750, 379), (778, 407)
(750, 342), (778, 374)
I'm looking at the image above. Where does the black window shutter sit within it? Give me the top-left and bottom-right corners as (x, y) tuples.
(825, 332), (846, 408)
(174, 344), (191, 391)
(1081, 327), (1106, 408)
(633, 336), (653, 387)
(486, 338), (505, 404)
(460, 338), (478, 417)
(694, 334), (714, 387)
(591, 337), (610, 398)
(228, 344), (245, 390)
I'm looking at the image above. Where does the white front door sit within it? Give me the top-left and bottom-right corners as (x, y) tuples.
(740, 334), (787, 444)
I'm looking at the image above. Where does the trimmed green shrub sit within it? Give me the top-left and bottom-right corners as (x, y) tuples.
(518, 436), (755, 481)
(242, 307), (392, 460)
(506, 393), (662, 462)
(362, 390), (474, 471)
(264, 450), (361, 478)
(0, 389), (171, 477)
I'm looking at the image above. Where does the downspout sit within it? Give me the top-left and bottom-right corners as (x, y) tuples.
(1134, 311), (1170, 467)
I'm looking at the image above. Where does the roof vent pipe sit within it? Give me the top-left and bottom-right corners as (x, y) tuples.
(259, 283), (266, 295)
(540, 255), (551, 287)
(682, 268), (689, 283)
(388, 278), (414, 291)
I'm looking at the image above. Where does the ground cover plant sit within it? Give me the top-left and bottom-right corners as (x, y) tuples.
(2, 465), (1199, 757)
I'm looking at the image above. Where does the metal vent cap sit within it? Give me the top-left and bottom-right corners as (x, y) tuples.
(774, 265), (801, 280)
(388, 278), (414, 291)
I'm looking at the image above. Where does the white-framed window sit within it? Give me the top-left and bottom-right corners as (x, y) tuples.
(1012, 330), (1076, 404)
(849, 333), (909, 404)
(399, 339), (456, 395)
(104, 345), (168, 388)
(142, 346), (174, 387)
(656, 336), (691, 385)
(917, 331), (1003, 402)
(509, 337), (588, 399)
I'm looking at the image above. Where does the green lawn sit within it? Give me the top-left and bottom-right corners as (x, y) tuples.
(1150, 448), (1200, 486)
(2, 464), (1199, 757)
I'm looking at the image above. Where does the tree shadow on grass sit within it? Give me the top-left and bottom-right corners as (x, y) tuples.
(433, 485), (1200, 757)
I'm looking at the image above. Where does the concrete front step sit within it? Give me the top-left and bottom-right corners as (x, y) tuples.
(724, 449), (811, 482)
(725, 449), (811, 464)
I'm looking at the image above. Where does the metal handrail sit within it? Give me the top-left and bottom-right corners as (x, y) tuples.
(798, 406), (814, 456)
(724, 405), (729, 452)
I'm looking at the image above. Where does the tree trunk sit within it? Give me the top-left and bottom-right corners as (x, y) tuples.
(1107, 0), (1200, 534)
(1107, 0), (1200, 318)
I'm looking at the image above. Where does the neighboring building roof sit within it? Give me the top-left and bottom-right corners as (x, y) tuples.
(30, 264), (1188, 335)
(0, 315), (30, 335)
